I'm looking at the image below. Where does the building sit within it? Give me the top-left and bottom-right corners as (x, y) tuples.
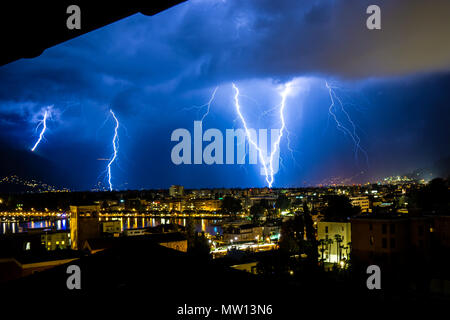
(158, 233), (188, 252)
(350, 196), (370, 212)
(0, 258), (22, 283)
(0, 255), (79, 283)
(317, 220), (351, 263)
(230, 262), (258, 274)
(223, 224), (264, 243)
(169, 185), (184, 197)
(0, 232), (43, 255)
(249, 196), (277, 208)
(41, 231), (71, 251)
(262, 221), (281, 241)
(191, 199), (221, 212)
(167, 199), (186, 212)
(125, 198), (146, 210)
(69, 205), (101, 250)
(124, 228), (146, 237)
(102, 220), (121, 235)
(429, 215), (450, 249)
(350, 215), (432, 267)
(82, 232), (188, 254)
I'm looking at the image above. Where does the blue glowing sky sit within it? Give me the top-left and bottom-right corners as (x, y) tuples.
(0, 0), (449, 190)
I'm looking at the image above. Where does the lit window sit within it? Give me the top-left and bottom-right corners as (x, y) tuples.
(48, 242), (51, 246)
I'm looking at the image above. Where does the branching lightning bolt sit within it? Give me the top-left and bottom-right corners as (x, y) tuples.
(183, 87), (218, 123)
(232, 82), (292, 188)
(269, 83), (291, 185)
(107, 109), (119, 191)
(326, 81), (369, 167)
(232, 83), (271, 186)
(285, 128), (298, 166)
(200, 87), (218, 122)
(31, 109), (49, 152)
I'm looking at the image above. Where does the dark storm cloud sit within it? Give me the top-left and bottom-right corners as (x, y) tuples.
(166, 0), (450, 80)
(2, 0), (450, 111)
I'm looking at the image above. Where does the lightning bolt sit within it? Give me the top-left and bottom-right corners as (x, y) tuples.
(326, 81), (369, 167)
(232, 82), (292, 188)
(200, 87), (218, 122)
(232, 83), (270, 186)
(183, 87), (219, 123)
(31, 109), (49, 152)
(107, 109), (119, 191)
(269, 82), (291, 185)
(285, 128), (298, 166)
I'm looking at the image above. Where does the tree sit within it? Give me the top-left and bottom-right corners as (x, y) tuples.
(259, 199), (271, 210)
(318, 239), (327, 265)
(250, 204), (265, 224)
(322, 195), (358, 221)
(303, 203), (318, 263)
(189, 232), (211, 259)
(279, 212), (305, 254)
(169, 217), (180, 232)
(186, 216), (196, 250)
(409, 178), (449, 214)
(334, 234), (343, 263)
(275, 194), (291, 211)
(185, 217), (210, 259)
(279, 220), (300, 254)
(221, 196), (242, 215)
(324, 238), (333, 263)
(303, 203), (315, 241)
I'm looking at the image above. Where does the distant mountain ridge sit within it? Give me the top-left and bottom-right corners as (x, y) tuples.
(0, 175), (69, 193)
(0, 140), (74, 191)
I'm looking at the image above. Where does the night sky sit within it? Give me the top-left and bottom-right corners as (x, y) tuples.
(0, 0), (449, 190)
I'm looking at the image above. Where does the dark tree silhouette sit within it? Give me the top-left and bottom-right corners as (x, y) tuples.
(250, 204), (265, 224)
(275, 194), (291, 211)
(189, 232), (211, 260)
(322, 195), (359, 221)
(220, 196), (242, 215)
(279, 219), (300, 254)
(186, 217), (196, 250)
(409, 178), (449, 214)
(259, 199), (271, 210)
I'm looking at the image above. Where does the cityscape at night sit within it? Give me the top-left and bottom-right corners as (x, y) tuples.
(0, 0), (449, 317)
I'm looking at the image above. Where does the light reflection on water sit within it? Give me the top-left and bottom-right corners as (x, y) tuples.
(110, 217), (222, 235)
(0, 218), (69, 234)
(0, 217), (222, 235)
